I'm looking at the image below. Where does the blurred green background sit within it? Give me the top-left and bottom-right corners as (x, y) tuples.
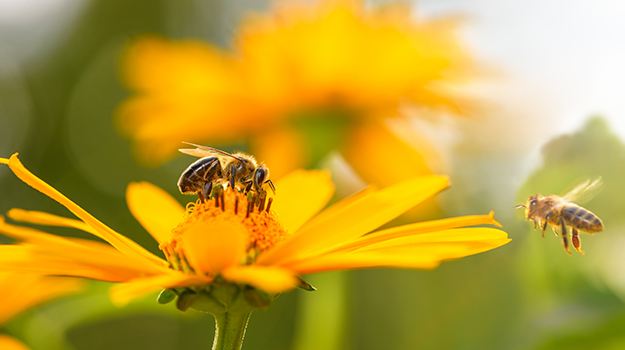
(2, 0), (625, 349)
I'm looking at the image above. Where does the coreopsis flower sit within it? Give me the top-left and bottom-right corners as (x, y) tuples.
(117, 0), (472, 185)
(0, 273), (83, 350)
(0, 153), (508, 349)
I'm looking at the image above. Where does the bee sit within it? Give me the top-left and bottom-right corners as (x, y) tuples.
(516, 178), (604, 255)
(177, 143), (275, 202)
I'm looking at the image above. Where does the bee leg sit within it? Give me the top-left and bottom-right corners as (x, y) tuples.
(243, 181), (253, 194)
(541, 212), (551, 238)
(571, 228), (585, 255)
(202, 157), (223, 182)
(560, 218), (571, 255)
(533, 220), (538, 230)
(229, 164), (236, 190)
(201, 182), (213, 202)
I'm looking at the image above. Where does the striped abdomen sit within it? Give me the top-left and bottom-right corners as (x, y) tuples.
(561, 204), (604, 233)
(178, 156), (222, 194)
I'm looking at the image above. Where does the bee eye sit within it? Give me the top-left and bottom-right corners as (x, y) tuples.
(254, 168), (268, 185)
(530, 199), (537, 206)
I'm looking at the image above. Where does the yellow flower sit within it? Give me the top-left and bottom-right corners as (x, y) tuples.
(0, 154), (508, 308)
(0, 273), (84, 350)
(117, 0), (472, 165)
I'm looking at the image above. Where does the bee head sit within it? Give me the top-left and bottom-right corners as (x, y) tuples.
(524, 195), (540, 219)
(515, 195), (539, 220)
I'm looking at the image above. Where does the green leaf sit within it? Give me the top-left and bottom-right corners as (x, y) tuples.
(156, 289), (176, 304)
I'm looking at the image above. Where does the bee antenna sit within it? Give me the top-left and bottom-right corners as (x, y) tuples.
(514, 205), (526, 210)
(267, 179), (276, 194)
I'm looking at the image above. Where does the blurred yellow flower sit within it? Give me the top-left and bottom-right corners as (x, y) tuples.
(117, 0), (472, 169)
(0, 154), (507, 308)
(0, 273), (84, 350)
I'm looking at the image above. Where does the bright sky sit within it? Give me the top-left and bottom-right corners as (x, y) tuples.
(420, 0), (625, 141)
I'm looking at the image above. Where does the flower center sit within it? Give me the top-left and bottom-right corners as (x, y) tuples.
(160, 188), (288, 274)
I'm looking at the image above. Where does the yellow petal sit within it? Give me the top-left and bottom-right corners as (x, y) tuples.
(284, 250), (440, 275)
(0, 273), (84, 325)
(180, 220), (246, 275)
(2, 154), (165, 267)
(342, 120), (444, 221)
(0, 245), (134, 282)
(222, 265), (297, 294)
(126, 182), (184, 244)
(4, 209), (167, 275)
(333, 211), (501, 252)
(271, 169), (334, 233)
(0, 335), (30, 350)
(257, 175), (449, 266)
(354, 228), (510, 252)
(8, 209), (96, 234)
(0, 217), (167, 277)
(0, 220), (170, 282)
(0, 215), (89, 248)
(109, 273), (210, 306)
(297, 185), (376, 231)
(283, 229), (509, 274)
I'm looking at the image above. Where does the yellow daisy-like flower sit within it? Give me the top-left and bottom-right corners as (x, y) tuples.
(0, 153), (508, 348)
(0, 153), (508, 307)
(0, 273), (84, 350)
(117, 0), (471, 165)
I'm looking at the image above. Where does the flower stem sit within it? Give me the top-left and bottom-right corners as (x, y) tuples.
(212, 310), (253, 350)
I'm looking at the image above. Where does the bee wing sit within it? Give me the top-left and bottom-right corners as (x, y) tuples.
(178, 148), (216, 158)
(561, 177), (604, 204)
(179, 142), (244, 161)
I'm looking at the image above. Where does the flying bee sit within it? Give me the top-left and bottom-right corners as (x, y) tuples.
(516, 178), (604, 255)
(177, 143), (275, 202)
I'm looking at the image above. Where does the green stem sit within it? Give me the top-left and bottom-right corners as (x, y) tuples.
(212, 310), (253, 350)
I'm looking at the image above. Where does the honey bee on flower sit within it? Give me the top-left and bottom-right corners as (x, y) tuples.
(177, 143), (275, 202)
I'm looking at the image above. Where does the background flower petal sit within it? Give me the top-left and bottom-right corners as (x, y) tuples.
(0, 335), (30, 350)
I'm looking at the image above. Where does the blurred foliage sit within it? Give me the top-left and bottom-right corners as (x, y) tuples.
(537, 311), (625, 350)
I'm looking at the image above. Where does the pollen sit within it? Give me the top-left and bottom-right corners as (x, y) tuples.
(160, 188), (288, 273)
